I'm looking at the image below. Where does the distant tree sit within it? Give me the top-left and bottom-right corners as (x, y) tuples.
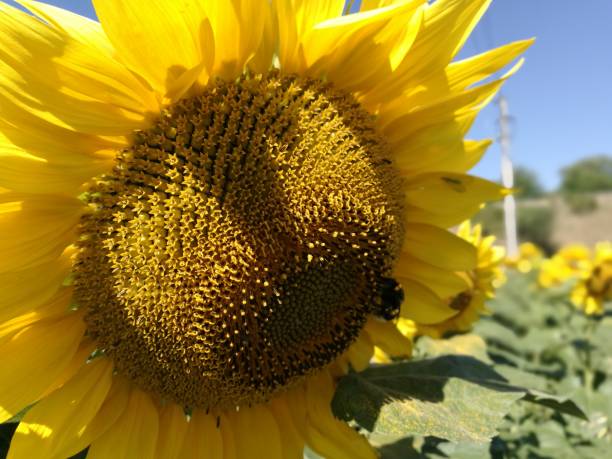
(474, 204), (556, 255)
(560, 155), (612, 193)
(513, 166), (545, 199)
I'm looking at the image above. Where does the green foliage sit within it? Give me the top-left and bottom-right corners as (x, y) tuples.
(0, 424), (17, 459)
(560, 155), (612, 193)
(563, 192), (598, 215)
(513, 166), (545, 199)
(473, 272), (612, 458)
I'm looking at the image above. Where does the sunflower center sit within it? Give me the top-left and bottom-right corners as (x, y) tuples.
(75, 74), (404, 409)
(449, 291), (474, 311)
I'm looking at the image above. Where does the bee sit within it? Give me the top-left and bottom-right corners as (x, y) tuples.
(372, 277), (404, 321)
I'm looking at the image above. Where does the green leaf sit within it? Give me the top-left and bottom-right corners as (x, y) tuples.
(493, 365), (549, 391)
(473, 320), (521, 350)
(436, 440), (492, 459)
(0, 423), (18, 459)
(69, 449), (88, 459)
(522, 390), (588, 420)
(332, 356), (588, 446)
(375, 438), (423, 459)
(332, 356), (524, 444)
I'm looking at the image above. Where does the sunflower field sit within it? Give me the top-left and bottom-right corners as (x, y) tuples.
(0, 0), (610, 458)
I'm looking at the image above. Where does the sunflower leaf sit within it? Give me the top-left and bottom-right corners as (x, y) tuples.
(374, 437), (423, 459)
(331, 355), (586, 445)
(0, 423), (18, 459)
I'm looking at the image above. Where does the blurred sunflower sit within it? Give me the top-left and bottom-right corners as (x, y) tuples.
(570, 242), (612, 315)
(416, 221), (505, 338)
(0, 0), (530, 457)
(538, 244), (591, 289)
(505, 241), (543, 273)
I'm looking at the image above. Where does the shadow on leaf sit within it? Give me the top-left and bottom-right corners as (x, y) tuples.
(332, 355), (586, 444)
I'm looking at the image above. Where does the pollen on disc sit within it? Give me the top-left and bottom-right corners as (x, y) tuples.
(74, 73), (405, 409)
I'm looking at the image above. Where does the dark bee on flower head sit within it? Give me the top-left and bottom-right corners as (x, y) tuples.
(372, 277), (404, 321)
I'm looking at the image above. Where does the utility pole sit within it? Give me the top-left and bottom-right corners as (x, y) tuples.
(498, 95), (519, 258)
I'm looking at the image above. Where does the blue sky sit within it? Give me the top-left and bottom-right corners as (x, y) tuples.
(12, 0), (612, 190)
(463, 0), (612, 190)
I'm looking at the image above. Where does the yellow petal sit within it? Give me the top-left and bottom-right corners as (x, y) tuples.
(155, 404), (188, 459)
(15, 0), (158, 113)
(217, 414), (238, 459)
(0, 288), (72, 343)
(8, 358), (113, 459)
(0, 3), (149, 136)
(179, 410), (223, 459)
(88, 388), (159, 459)
(0, 143), (109, 195)
(204, 0), (271, 79)
(227, 405), (282, 459)
(365, 0), (492, 103)
(0, 193), (84, 274)
(39, 339), (97, 401)
(398, 279), (458, 324)
(0, 312), (85, 423)
(268, 397), (306, 459)
(360, 0), (416, 11)
(447, 139), (492, 173)
(393, 120), (492, 175)
(0, 118), (114, 196)
(403, 223), (477, 270)
(364, 318), (413, 358)
(303, 1), (423, 92)
(92, 0), (211, 96)
(304, 372), (377, 459)
(345, 333), (375, 371)
(0, 116), (124, 167)
(446, 39), (535, 92)
(283, 385), (309, 441)
(275, 0), (345, 73)
(0, 70), (144, 138)
(404, 173), (507, 227)
(395, 254), (470, 298)
(381, 79), (503, 141)
(52, 375), (131, 459)
(247, 2), (277, 74)
(392, 57), (525, 122)
(0, 252), (72, 324)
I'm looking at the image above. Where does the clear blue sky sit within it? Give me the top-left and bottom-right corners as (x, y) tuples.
(11, 0), (612, 190)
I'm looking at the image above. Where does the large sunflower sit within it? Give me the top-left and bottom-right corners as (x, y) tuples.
(0, 0), (530, 457)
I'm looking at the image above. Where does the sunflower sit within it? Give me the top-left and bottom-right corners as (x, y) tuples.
(415, 221), (505, 338)
(505, 241), (543, 273)
(538, 244), (591, 289)
(570, 242), (612, 315)
(0, 0), (530, 457)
